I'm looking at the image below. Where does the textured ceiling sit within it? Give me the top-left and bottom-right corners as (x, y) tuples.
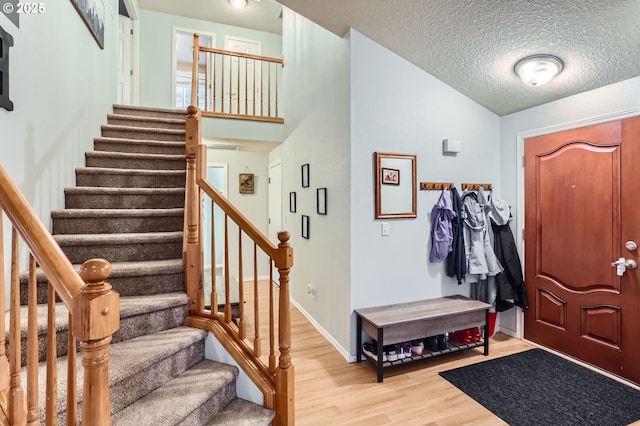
(138, 0), (640, 116)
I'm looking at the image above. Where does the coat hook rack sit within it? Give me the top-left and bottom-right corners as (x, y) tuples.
(420, 182), (455, 191)
(461, 183), (492, 191)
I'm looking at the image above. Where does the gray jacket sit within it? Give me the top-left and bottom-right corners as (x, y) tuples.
(462, 188), (502, 281)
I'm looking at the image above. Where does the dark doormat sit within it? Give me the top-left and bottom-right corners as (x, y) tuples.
(439, 348), (640, 426)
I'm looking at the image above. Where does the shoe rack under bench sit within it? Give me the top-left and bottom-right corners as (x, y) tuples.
(355, 295), (491, 383)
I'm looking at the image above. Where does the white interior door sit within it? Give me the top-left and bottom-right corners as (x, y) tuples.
(268, 161), (282, 244)
(224, 37), (261, 115)
(117, 16), (132, 104)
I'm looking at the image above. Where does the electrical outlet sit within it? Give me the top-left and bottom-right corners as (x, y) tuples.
(381, 222), (390, 236)
(306, 284), (316, 297)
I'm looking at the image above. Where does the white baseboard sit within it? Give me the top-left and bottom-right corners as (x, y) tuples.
(289, 297), (352, 362)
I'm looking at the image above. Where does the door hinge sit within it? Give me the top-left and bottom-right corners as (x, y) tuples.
(269, 218), (271, 224)
(522, 155), (525, 167)
(130, 70), (133, 76)
(130, 29), (133, 35)
(269, 177), (271, 183)
(522, 229), (525, 240)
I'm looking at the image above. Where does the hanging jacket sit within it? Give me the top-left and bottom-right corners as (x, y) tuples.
(462, 190), (502, 281)
(446, 187), (466, 284)
(429, 189), (456, 263)
(489, 195), (529, 311)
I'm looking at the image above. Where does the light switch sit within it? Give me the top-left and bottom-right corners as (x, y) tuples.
(381, 222), (390, 236)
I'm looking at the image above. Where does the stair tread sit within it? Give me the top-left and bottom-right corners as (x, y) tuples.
(112, 359), (237, 425)
(101, 123), (186, 135)
(8, 293), (188, 333)
(94, 136), (185, 146)
(107, 113), (186, 124)
(113, 104), (186, 116)
(53, 230), (183, 244)
(86, 150), (186, 160)
(51, 208), (184, 218)
(75, 167), (186, 175)
(65, 186), (185, 194)
(205, 398), (276, 426)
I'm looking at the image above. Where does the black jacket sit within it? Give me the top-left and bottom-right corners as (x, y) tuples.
(446, 187), (466, 284)
(491, 220), (529, 311)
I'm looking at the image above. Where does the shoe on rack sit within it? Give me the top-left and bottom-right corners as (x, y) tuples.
(363, 342), (387, 362)
(387, 349), (398, 362)
(472, 327), (482, 342)
(395, 343), (406, 359)
(403, 341), (413, 358)
(437, 334), (447, 350)
(425, 336), (439, 351)
(411, 340), (424, 356)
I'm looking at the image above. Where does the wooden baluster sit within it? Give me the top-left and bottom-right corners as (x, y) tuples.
(236, 55), (240, 115)
(0, 210), (8, 393)
(268, 64), (272, 118)
(212, 53), (217, 114)
(75, 259), (119, 426)
(9, 228), (26, 425)
(210, 199), (218, 315)
(221, 53), (225, 113)
(268, 258), (275, 373)
(66, 313), (77, 426)
(260, 61), (264, 117)
(253, 244), (261, 356)
(244, 57), (248, 115)
(275, 64), (279, 119)
(27, 255), (39, 426)
(228, 55), (232, 114)
(252, 59), (256, 116)
(274, 231), (294, 426)
(238, 229), (245, 338)
(191, 33), (199, 108)
(185, 106), (203, 314)
(224, 215), (231, 323)
(46, 283), (57, 425)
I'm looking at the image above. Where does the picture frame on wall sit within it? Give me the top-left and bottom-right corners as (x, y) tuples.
(239, 173), (255, 194)
(302, 215), (309, 239)
(301, 163), (310, 188)
(70, 0), (105, 49)
(289, 192), (297, 213)
(317, 188), (327, 215)
(382, 167), (400, 185)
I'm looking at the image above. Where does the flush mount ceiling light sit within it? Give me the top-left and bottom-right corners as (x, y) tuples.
(514, 54), (564, 87)
(229, 0), (247, 10)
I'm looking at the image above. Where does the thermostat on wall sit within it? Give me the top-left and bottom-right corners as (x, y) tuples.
(443, 139), (462, 154)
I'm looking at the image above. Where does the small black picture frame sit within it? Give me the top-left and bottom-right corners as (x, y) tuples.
(289, 192), (297, 213)
(302, 215), (309, 239)
(317, 188), (327, 215)
(301, 163), (310, 188)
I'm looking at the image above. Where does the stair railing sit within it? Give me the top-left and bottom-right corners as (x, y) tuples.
(183, 106), (294, 425)
(189, 34), (284, 123)
(0, 164), (119, 425)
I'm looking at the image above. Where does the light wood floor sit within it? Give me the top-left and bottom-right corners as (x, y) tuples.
(290, 304), (534, 425)
(235, 281), (640, 425)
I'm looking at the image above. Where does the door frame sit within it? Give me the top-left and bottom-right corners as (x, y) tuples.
(514, 106), (640, 339)
(171, 27), (216, 109)
(119, 0), (139, 105)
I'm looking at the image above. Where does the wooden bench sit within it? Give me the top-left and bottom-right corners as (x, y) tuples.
(355, 295), (491, 382)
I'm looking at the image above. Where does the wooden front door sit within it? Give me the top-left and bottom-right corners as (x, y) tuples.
(524, 117), (640, 383)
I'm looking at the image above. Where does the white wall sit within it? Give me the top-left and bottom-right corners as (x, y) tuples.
(0, 0), (118, 300)
(137, 8), (283, 143)
(498, 75), (640, 335)
(349, 29), (502, 355)
(281, 10), (352, 356)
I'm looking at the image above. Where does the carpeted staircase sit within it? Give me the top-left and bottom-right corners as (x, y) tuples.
(16, 105), (275, 425)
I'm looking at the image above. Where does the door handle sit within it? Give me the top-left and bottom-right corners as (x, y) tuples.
(611, 257), (638, 276)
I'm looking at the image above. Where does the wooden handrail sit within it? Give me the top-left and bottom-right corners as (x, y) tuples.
(190, 34), (284, 123)
(0, 164), (119, 425)
(183, 105), (294, 425)
(197, 46), (284, 65)
(0, 165), (83, 307)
